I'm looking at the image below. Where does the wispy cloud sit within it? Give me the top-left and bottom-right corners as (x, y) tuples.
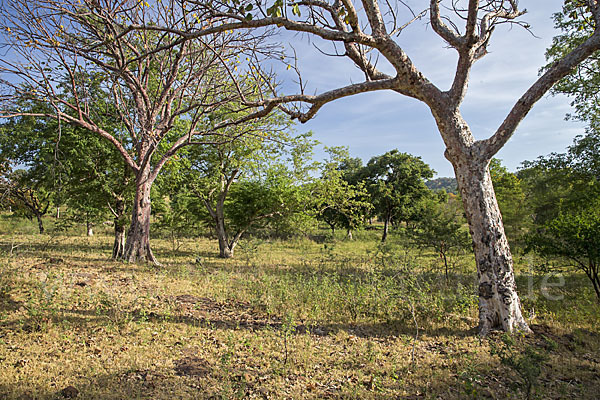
(281, 0), (584, 176)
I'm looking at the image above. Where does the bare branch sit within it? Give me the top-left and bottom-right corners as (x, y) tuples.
(430, 0), (463, 48)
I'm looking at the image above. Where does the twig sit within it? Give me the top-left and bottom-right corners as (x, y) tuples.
(408, 297), (419, 366)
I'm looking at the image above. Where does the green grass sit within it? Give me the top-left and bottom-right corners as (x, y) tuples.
(0, 215), (598, 399)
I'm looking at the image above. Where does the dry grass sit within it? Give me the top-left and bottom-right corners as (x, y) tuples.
(0, 220), (599, 399)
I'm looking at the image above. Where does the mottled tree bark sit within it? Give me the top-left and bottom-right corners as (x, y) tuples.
(434, 105), (532, 334)
(453, 159), (530, 335)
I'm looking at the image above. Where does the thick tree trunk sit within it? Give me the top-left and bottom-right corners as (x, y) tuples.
(112, 198), (126, 260)
(216, 221), (234, 258)
(453, 161), (531, 336)
(122, 167), (158, 264)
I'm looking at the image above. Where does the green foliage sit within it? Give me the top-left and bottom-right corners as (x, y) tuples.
(154, 192), (207, 251)
(521, 132), (600, 299)
(489, 333), (549, 399)
(360, 150), (434, 240)
(527, 206), (600, 299)
(227, 165), (305, 234)
(545, 0), (600, 129)
(0, 169), (51, 227)
(164, 123), (317, 253)
(0, 89), (133, 233)
(518, 155), (572, 227)
(489, 158), (530, 246)
(313, 147), (372, 237)
(425, 177), (458, 194)
(408, 195), (471, 279)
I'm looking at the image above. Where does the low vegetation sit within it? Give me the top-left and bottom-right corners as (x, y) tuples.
(1, 218), (598, 399)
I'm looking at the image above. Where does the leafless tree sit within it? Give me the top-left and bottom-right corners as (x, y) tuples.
(153, 0), (600, 334)
(0, 0), (283, 264)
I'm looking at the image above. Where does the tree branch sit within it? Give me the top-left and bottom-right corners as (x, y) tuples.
(482, 28), (600, 158)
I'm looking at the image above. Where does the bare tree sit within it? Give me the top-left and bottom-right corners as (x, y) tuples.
(154, 0), (600, 334)
(0, 0), (281, 264)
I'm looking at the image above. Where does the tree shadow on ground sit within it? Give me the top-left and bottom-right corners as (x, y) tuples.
(2, 291), (473, 340)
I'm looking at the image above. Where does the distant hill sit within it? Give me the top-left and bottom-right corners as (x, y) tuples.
(426, 177), (458, 194)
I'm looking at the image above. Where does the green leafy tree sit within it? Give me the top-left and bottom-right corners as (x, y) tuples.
(489, 159), (530, 247)
(0, 169), (50, 233)
(527, 206), (600, 299)
(361, 150), (434, 242)
(546, 0), (600, 130)
(0, 105), (57, 233)
(425, 177), (458, 195)
(409, 194), (471, 280)
(314, 147), (372, 239)
(519, 132), (600, 226)
(523, 131), (600, 299)
(177, 128), (315, 258)
(227, 165), (310, 240)
(0, 97), (134, 257)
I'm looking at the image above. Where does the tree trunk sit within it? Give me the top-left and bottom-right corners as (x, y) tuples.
(113, 225), (126, 259)
(586, 265), (600, 300)
(35, 212), (44, 234)
(453, 161), (531, 336)
(112, 198), (126, 260)
(212, 200), (234, 258)
(55, 206), (60, 219)
(347, 229), (353, 240)
(441, 246), (448, 282)
(122, 166), (158, 264)
(216, 220), (234, 258)
(381, 213), (390, 243)
(328, 223), (335, 238)
(86, 213), (93, 237)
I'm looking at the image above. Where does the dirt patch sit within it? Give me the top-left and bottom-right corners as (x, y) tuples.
(173, 356), (212, 378)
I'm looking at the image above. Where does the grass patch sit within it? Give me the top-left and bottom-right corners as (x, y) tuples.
(0, 220), (598, 399)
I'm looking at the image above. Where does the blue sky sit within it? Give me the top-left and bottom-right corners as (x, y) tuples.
(275, 0), (585, 177)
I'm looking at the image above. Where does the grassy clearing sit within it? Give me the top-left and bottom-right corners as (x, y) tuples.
(0, 217), (599, 399)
